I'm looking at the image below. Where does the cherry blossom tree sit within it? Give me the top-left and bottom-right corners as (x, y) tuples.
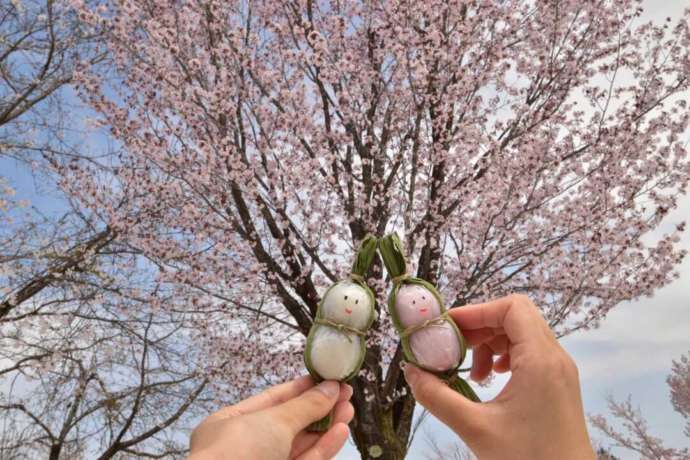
(1, 1), (217, 458)
(2, 177), (217, 459)
(1, 0), (109, 325)
(596, 447), (622, 460)
(669, 353), (690, 438)
(590, 352), (690, 460)
(0, 0), (105, 162)
(62, 0), (690, 458)
(0, 292), (211, 459)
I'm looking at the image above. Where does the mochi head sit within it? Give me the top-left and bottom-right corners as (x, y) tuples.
(321, 280), (372, 330)
(395, 283), (442, 328)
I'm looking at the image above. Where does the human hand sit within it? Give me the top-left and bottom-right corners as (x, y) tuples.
(188, 376), (354, 460)
(403, 294), (595, 460)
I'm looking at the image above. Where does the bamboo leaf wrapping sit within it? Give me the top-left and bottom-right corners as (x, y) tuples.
(303, 234), (378, 431)
(379, 233), (476, 398)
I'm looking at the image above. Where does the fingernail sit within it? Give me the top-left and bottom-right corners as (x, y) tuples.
(315, 380), (339, 398)
(403, 364), (419, 386)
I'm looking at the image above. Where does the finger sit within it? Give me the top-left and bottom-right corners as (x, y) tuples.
(470, 343), (494, 382)
(449, 295), (548, 346)
(269, 380), (340, 435)
(290, 433), (320, 459)
(213, 375), (314, 421)
(290, 401), (354, 459)
(295, 423), (350, 460)
(332, 400), (354, 425)
(493, 353), (510, 373)
(403, 364), (484, 438)
(338, 383), (353, 402)
(462, 328), (497, 346)
(486, 335), (509, 355)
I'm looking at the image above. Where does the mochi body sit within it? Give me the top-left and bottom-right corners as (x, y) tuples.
(408, 323), (462, 371)
(307, 328), (363, 380)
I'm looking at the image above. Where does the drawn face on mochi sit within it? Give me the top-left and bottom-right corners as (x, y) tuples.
(395, 284), (442, 329)
(321, 280), (372, 330)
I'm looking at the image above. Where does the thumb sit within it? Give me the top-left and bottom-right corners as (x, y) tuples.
(404, 365), (486, 438)
(269, 380), (340, 434)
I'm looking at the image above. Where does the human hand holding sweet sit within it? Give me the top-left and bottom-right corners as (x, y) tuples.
(403, 294), (596, 460)
(188, 376), (354, 460)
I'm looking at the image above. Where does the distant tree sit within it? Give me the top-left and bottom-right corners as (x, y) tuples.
(424, 431), (474, 460)
(0, 0), (103, 162)
(669, 353), (690, 438)
(590, 352), (690, 460)
(596, 446), (621, 460)
(1, 0), (107, 322)
(1, 1), (214, 458)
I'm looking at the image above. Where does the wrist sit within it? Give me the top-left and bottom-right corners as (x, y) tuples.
(533, 438), (595, 460)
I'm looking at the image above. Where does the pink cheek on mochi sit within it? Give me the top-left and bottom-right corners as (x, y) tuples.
(395, 285), (441, 328)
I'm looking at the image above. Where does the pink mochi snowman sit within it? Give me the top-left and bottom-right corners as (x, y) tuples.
(395, 284), (462, 372)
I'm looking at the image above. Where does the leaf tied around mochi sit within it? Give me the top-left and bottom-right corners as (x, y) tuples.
(303, 233), (378, 432)
(378, 232), (479, 403)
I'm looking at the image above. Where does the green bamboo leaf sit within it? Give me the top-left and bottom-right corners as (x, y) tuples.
(378, 232), (407, 278)
(449, 375), (481, 403)
(351, 233), (378, 277)
(307, 411), (333, 432)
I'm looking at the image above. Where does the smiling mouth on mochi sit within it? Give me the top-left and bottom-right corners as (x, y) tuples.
(420, 308), (428, 313)
(345, 308), (353, 315)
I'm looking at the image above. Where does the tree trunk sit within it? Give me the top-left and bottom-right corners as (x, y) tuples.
(349, 340), (415, 460)
(344, 224), (420, 459)
(48, 443), (62, 460)
(350, 376), (415, 460)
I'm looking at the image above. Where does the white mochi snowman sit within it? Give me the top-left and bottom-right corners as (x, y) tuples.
(306, 280), (374, 380)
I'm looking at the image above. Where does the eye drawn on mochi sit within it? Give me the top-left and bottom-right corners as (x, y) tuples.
(395, 284), (442, 329)
(341, 294), (360, 315)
